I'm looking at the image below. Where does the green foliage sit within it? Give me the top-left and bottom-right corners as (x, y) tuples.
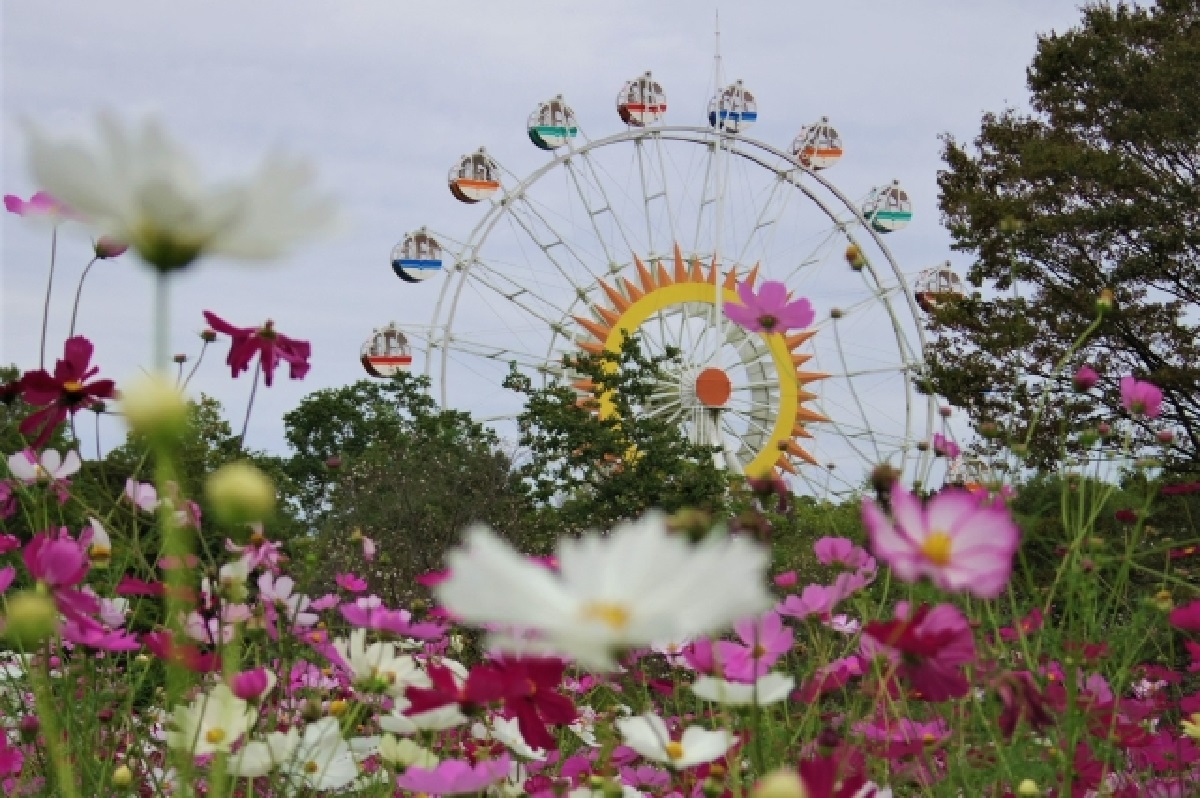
(504, 334), (731, 534)
(930, 0), (1200, 472)
(288, 373), (535, 602)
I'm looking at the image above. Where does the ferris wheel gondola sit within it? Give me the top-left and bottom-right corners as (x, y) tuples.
(391, 228), (443, 283)
(448, 148), (501, 204)
(528, 95), (579, 150)
(708, 80), (758, 133)
(792, 117), (843, 170)
(361, 323), (413, 377)
(617, 71), (668, 127)
(914, 262), (966, 312)
(863, 180), (913, 233)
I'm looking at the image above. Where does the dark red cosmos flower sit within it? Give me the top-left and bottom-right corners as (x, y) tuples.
(1161, 482), (1200, 496)
(0, 379), (22, 405)
(19, 336), (114, 447)
(143, 630), (221, 673)
(861, 603), (976, 702)
(407, 657), (576, 750)
(1114, 508), (1139, 525)
(1169, 600), (1200, 632)
(993, 671), (1054, 738)
(796, 747), (873, 798)
(202, 311), (311, 387)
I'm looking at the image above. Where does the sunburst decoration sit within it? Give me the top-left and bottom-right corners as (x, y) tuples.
(569, 243), (830, 478)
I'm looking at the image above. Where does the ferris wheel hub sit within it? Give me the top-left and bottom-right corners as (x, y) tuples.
(693, 366), (732, 408)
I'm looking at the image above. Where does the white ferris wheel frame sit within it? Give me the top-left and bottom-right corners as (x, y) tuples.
(417, 124), (938, 493)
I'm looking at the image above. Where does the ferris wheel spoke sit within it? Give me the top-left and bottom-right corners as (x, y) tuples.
(649, 134), (680, 247)
(506, 196), (605, 291)
(562, 160), (622, 268)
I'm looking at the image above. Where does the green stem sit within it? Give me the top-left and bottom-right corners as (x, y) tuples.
(154, 272), (172, 372)
(30, 652), (79, 798)
(39, 225), (60, 369)
(67, 257), (98, 340)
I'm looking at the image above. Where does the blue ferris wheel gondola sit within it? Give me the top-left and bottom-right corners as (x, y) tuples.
(707, 80), (758, 133)
(391, 229), (443, 283)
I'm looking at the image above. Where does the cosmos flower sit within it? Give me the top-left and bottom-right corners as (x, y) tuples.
(6, 448), (81, 485)
(19, 336), (115, 448)
(165, 683), (255, 756)
(863, 483), (1019, 599)
(861, 602), (976, 701)
(202, 311), (311, 387)
(26, 113), (335, 271)
(931, 432), (960, 459)
(714, 610), (793, 682)
(691, 672), (794, 706)
(278, 717), (358, 791)
(393, 754), (512, 795)
(4, 191), (71, 219)
(435, 512), (773, 670)
(723, 280), (815, 334)
(1073, 365), (1099, 392)
(616, 713), (735, 769)
(1120, 375), (1163, 418)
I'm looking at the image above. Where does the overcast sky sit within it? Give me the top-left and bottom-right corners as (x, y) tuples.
(2, 0), (1093, 482)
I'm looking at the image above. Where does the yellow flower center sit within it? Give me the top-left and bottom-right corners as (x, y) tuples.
(62, 380), (84, 393)
(665, 741), (685, 761)
(329, 699), (348, 717)
(922, 732), (937, 744)
(305, 761), (320, 774)
(580, 601), (631, 630)
(205, 728), (227, 745)
(33, 464), (50, 481)
(920, 532), (953, 566)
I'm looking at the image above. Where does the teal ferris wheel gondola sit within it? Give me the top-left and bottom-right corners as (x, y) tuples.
(528, 95), (579, 150)
(863, 180), (913, 233)
(391, 228), (443, 283)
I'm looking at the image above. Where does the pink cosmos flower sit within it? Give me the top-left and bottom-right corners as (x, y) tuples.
(230, 667), (275, 701)
(931, 432), (960, 459)
(863, 484), (1019, 599)
(93, 236), (127, 259)
(715, 610), (793, 682)
(339, 602), (446, 639)
(4, 191), (70, 218)
(0, 483), (15, 520)
(1120, 375), (1164, 418)
(0, 566), (16, 594)
(225, 529), (284, 572)
(393, 755), (513, 795)
(861, 602), (976, 701)
(203, 311), (311, 387)
(1170, 600), (1200, 632)
(23, 529), (97, 622)
(796, 655), (864, 702)
(19, 336), (115, 447)
(813, 537), (875, 571)
(773, 571), (797, 587)
(124, 479), (159, 512)
(62, 616), (140, 651)
(777, 583), (842, 621)
(7, 448), (81, 485)
(335, 573), (368, 592)
(723, 280), (815, 334)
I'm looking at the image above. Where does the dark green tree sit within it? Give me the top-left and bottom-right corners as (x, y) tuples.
(286, 374), (534, 602)
(930, 0), (1200, 471)
(504, 334), (731, 534)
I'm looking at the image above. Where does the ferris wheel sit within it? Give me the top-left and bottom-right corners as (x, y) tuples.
(379, 71), (938, 496)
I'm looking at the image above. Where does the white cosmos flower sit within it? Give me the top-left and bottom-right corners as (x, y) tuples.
(232, 728), (299, 778)
(27, 113), (336, 271)
(279, 717), (357, 791)
(690, 672), (795, 706)
(165, 684), (255, 756)
(475, 716), (546, 761)
(331, 628), (430, 696)
(379, 696), (468, 735)
(436, 512), (772, 670)
(378, 735), (439, 769)
(7, 448), (81, 483)
(616, 712), (735, 769)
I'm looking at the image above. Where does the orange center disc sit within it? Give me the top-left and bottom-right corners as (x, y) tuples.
(695, 367), (732, 408)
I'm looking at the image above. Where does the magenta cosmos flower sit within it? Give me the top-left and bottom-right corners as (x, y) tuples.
(19, 336), (115, 447)
(1120, 375), (1163, 418)
(714, 610), (793, 682)
(863, 484), (1019, 599)
(724, 280), (815, 334)
(393, 755), (512, 795)
(861, 602), (976, 701)
(202, 311), (311, 386)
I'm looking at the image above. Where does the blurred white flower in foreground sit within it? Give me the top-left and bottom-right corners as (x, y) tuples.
(27, 113), (336, 271)
(436, 512), (773, 670)
(691, 672), (795, 706)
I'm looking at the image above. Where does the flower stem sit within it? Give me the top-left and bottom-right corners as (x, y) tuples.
(154, 271), (171, 372)
(39, 226), (59, 369)
(239, 361), (262, 449)
(30, 652), (79, 798)
(183, 341), (209, 389)
(66, 257), (98, 340)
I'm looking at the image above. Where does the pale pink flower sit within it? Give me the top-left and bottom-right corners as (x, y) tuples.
(812, 537), (874, 571)
(715, 610), (793, 682)
(777, 584), (841, 621)
(124, 479), (159, 512)
(863, 484), (1019, 599)
(7, 448), (81, 484)
(394, 754), (512, 795)
(4, 191), (71, 219)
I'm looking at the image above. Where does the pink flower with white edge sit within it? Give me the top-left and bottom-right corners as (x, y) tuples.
(4, 191), (71, 219)
(1120, 375), (1164, 418)
(124, 479), (159, 512)
(863, 484), (1019, 599)
(715, 610), (793, 683)
(723, 280), (815, 334)
(7, 448), (81, 484)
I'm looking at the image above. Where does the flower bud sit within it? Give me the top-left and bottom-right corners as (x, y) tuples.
(112, 764), (134, 788)
(1157, 429), (1175, 444)
(200, 329), (218, 343)
(1072, 365), (1098, 392)
(120, 372), (189, 442)
(1097, 422), (1112, 437)
(230, 667), (276, 703)
(1016, 779), (1040, 797)
(939, 406), (952, 418)
(980, 421), (999, 438)
(999, 216), (1024, 234)
(1096, 288), (1115, 314)
(4, 590), (60, 647)
(844, 244), (866, 271)
(325, 455), (343, 470)
(94, 237), (128, 259)
(753, 768), (806, 798)
(830, 307), (844, 320)
(172, 353), (188, 364)
(18, 714), (40, 743)
(205, 462), (276, 525)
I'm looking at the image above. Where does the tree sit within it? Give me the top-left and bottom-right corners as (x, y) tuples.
(286, 374), (535, 602)
(930, 0), (1200, 471)
(504, 334), (731, 534)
